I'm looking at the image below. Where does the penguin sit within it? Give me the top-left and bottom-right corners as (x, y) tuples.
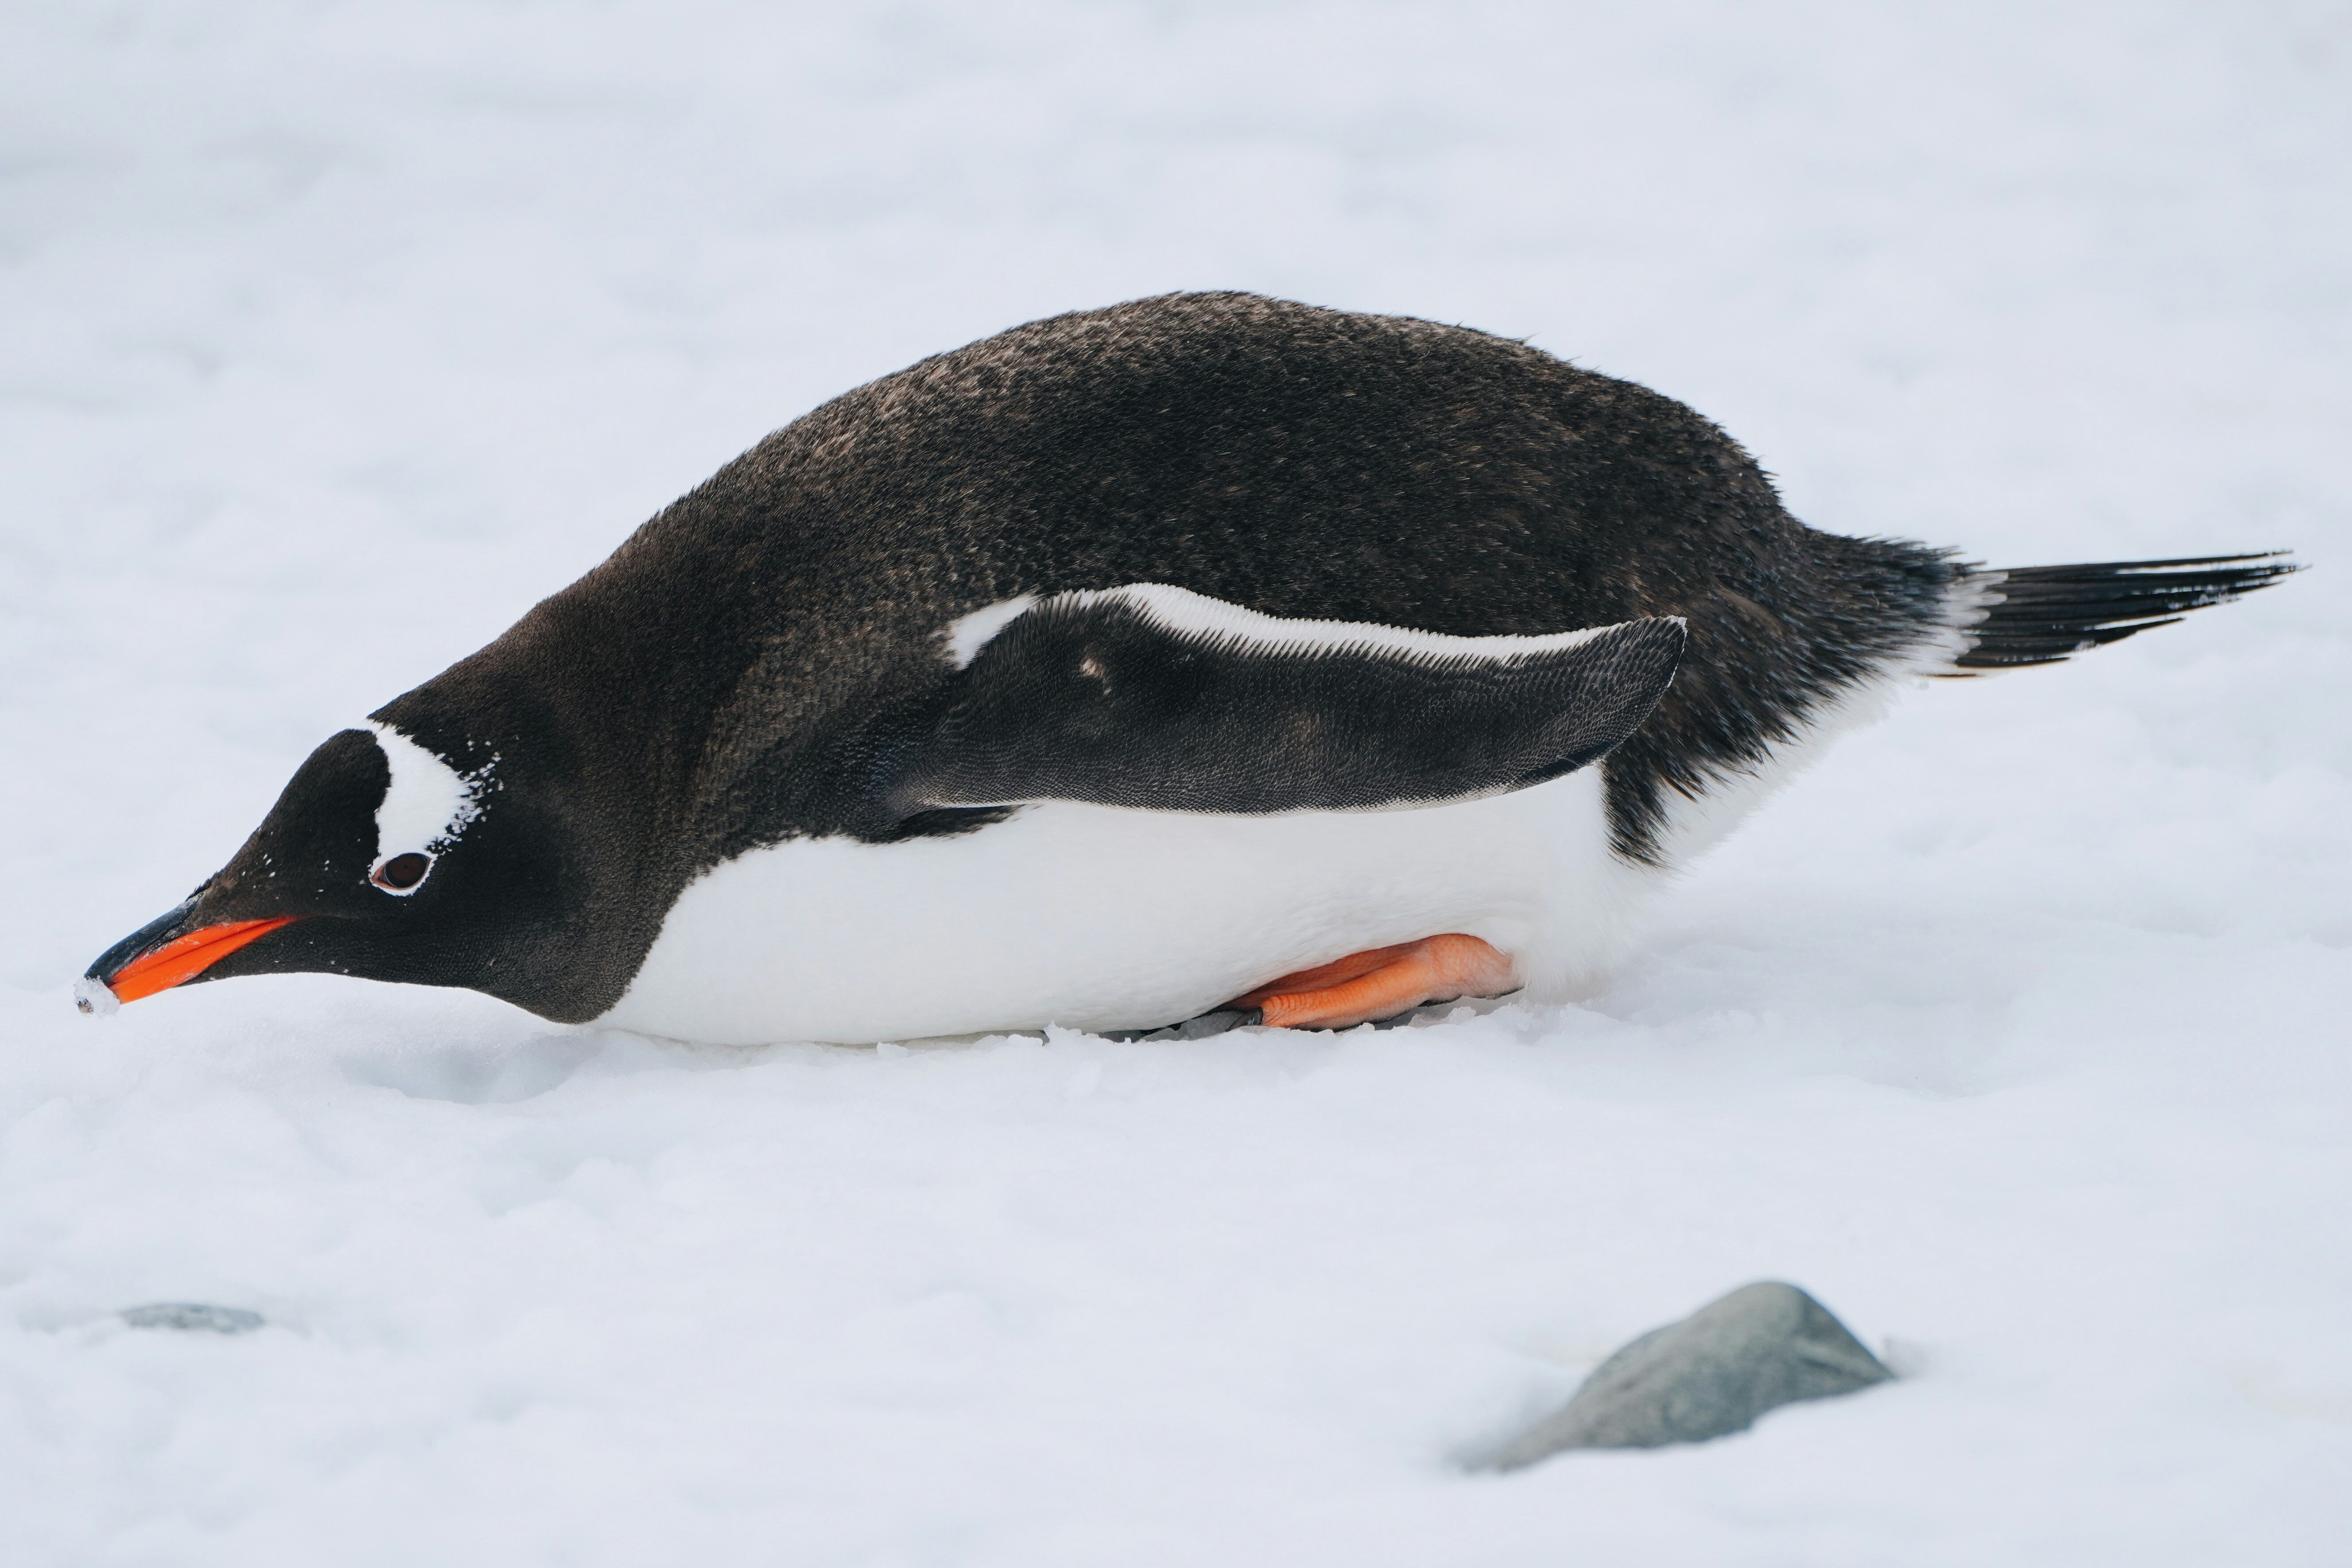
(79, 292), (2297, 1044)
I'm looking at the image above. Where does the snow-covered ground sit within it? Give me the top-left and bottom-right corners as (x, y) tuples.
(4, 2), (2348, 1561)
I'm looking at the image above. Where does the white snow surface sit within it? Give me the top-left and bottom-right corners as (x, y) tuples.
(4, 2), (2348, 1562)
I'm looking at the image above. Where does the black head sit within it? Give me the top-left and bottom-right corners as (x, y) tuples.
(82, 720), (621, 1022)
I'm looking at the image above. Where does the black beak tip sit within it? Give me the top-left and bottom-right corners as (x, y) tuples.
(77, 897), (198, 1017)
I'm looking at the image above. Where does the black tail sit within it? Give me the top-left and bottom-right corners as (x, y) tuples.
(1953, 551), (2300, 671)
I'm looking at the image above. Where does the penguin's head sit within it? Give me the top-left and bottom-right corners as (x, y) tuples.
(80, 719), (594, 1020)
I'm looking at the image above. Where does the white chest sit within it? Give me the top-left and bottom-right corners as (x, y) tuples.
(597, 765), (1657, 1045)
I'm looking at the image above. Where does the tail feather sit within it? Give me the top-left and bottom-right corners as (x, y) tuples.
(1952, 551), (2299, 671)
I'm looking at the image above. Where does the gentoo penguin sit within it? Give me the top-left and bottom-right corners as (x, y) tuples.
(80, 293), (2296, 1044)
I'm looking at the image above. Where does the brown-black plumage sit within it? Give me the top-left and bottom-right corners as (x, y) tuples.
(85, 292), (2295, 1030)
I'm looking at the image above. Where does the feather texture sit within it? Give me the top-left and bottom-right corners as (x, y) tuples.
(1953, 553), (2299, 671)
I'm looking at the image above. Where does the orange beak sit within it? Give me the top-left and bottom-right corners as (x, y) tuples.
(101, 916), (298, 1003)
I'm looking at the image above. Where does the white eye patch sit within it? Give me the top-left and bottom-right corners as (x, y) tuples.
(365, 722), (490, 893)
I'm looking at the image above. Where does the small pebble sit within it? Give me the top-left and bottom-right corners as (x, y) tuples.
(120, 1302), (265, 1334)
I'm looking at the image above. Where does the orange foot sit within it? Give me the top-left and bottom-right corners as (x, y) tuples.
(1226, 934), (1519, 1030)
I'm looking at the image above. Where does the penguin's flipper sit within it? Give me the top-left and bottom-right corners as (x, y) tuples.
(892, 584), (1685, 816)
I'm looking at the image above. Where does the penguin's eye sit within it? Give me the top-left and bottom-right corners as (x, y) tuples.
(373, 853), (431, 892)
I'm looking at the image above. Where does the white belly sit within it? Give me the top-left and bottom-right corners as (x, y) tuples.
(598, 765), (1659, 1045)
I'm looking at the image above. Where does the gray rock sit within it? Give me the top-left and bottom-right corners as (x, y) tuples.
(120, 1302), (266, 1334)
(1489, 1281), (1890, 1467)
